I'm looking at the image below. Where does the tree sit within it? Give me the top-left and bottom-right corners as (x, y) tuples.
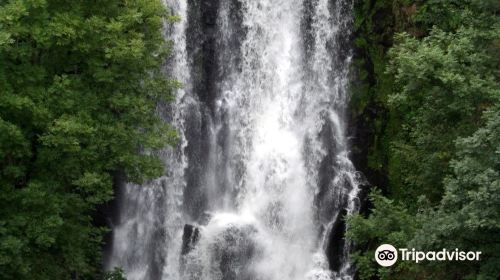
(347, 190), (424, 280)
(348, 1), (499, 279)
(386, 9), (498, 205)
(0, 0), (177, 278)
(412, 107), (500, 279)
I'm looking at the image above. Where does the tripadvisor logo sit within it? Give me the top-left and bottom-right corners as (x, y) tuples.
(374, 244), (482, 267)
(375, 244), (398, 267)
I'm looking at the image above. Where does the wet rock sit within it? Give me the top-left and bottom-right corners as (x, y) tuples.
(180, 224), (201, 276)
(181, 223), (259, 280)
(325, 209), (347, 272)
(212, 225), (258, 280)
(181, 224), (201, 256)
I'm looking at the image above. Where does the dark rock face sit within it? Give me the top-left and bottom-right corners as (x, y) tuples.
(181, 223), (259, 280)
(348, 103), (387, 193)
(348, 0), (393, 201)
(182, 0), (223, 221)
(212, 225), (258, 280)
(325, 209), (347, 272)
(315, 119), (346, 224)
(182, 0), (247, 222)
(180, 224), (201, 275)
(182, 105), (211, 220)
(182, 224), (201, 256)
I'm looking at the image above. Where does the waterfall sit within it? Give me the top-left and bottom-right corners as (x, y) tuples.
(106, 0), (365, 279)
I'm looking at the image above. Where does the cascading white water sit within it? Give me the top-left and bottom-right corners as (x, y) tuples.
(106, 1), (194, 278)
(106, 0), (364, 279)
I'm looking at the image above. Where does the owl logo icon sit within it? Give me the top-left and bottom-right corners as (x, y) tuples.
(375, 244), (398, 267)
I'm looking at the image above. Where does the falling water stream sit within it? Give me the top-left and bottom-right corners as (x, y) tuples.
(106, 0), (365, 279)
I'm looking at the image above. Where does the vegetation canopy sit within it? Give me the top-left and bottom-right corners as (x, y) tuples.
(348, 0), (499, 279)
(0, 0), (177, 279)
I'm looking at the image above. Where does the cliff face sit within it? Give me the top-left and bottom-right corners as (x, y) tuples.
(185, 0), (408, 270)
(108, 0), (365, 278)
(183, 0), (399, 221)
(348, 0), (417, 206)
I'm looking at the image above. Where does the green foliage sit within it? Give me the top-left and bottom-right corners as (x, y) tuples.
(0, 0), (177, 279)
(349, 0), (499, 279)
(412, 107), (500, 279)
(387, 20), (499, 204)
(347, 190), (424, 280)
(350, 0), (397, 177)
(103, 267), (126, 280)
(351, 107), (499, 280)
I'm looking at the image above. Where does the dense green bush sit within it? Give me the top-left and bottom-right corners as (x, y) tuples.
(0, 1), (177, 278)
(348, 0), (499, 279)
